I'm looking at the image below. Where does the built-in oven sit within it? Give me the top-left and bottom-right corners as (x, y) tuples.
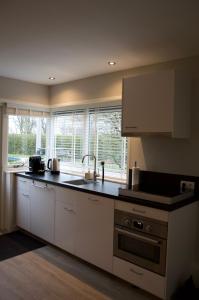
(114, 209), (168, 276)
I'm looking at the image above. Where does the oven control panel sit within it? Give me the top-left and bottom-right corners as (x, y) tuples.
(114, 209), (168, 239)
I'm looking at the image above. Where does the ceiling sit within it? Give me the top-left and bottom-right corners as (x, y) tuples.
(0, 0), (199, 85)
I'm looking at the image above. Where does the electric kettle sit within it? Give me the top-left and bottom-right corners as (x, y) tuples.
(47, 158), (60, 174)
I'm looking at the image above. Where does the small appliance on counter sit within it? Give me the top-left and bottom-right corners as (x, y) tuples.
(27, 155), (45, 175)
(47, 158), (60, 174)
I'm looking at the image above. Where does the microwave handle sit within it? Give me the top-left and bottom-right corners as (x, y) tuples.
(116, 228), (161, 245)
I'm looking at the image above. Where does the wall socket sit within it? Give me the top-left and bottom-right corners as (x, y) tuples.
(180, 180), (195, 193)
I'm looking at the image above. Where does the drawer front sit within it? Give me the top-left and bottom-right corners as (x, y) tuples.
(55, 187), (77, 208)
(113, 257), (166, 299)
(115, 200), (168, 222)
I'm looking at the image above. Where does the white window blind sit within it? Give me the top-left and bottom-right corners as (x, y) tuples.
(52, 109), (85, 172)
(5, 105), (50, 117)
(52, 105), (127, 180)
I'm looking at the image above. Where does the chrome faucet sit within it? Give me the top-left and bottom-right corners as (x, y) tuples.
(82, 154), (98, 181)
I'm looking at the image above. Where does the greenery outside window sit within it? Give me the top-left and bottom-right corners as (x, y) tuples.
(8, 115), (48, 167)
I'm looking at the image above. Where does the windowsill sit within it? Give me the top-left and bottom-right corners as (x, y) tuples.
(3, 167), (127, 184)
(4, 167), (29, 173)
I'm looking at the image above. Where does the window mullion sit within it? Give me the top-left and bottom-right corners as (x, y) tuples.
(73, 112), (76, 166)
(94, 108), (98, 162)
(83, 109), (89, 171)
(49, 116), (55, 159)
(36, 118), (41, 154)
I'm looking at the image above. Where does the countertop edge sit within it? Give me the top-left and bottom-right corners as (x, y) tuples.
(15, 173), (198, 211)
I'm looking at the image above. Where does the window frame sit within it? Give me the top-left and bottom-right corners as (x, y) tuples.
(5, 101), (128, 183)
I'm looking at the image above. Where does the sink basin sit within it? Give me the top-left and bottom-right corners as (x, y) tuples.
(63, 179), (90, 185)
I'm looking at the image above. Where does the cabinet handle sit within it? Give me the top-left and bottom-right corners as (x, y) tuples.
(129, 268), (143, 276)
(125, 126), (138, 129)
(19, 179), (26, 183)
(64, 207), (75, 214)
(132, 208), (146, 214)
(22, 193), (29, 197)
(116, 228), (160, 245)
(87, 197), (99, 202)
(32, 183), (47, 189)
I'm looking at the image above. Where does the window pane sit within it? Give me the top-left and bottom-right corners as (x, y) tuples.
(52, 106), (127, 180)
(8, 115), (48, 166)
(88, 107), (127, 180)
(53, 111), (85, 172)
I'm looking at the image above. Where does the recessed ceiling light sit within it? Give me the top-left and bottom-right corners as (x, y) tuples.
(108, 61), (116, 66)
(49, 76), (55, 80)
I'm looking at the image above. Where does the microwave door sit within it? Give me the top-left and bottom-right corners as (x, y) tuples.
(114, 227), (166, 275)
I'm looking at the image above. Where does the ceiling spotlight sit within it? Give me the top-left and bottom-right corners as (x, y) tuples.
(49, 76), (55, 80)
(108, 61), (116, 66)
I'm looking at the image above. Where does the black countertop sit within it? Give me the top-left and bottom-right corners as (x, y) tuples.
(16, 171), (125, 199)
(15, 171), (198, 211)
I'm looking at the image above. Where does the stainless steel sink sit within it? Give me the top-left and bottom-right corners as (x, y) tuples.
(63, 179), (90, 185)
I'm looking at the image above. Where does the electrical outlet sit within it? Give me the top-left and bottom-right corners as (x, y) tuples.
(180, 180), (195, 193)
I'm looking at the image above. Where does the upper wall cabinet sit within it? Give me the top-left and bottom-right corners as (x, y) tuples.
(122, 69), (190, 138)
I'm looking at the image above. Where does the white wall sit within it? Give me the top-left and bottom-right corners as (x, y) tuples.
(49, 56), (199, 107)
(0, 76), (49, 106)
(49, 61), (168, 106)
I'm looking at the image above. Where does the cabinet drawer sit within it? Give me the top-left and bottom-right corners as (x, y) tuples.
(55, 187), (77, 208)
(115, 200), (168, 222)
(113, 257), (166, 299)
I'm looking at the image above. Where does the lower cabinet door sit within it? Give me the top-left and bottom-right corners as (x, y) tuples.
(54, 200), (76, 254)
(30, 182), (55, 243)
(16, 193), (30, 231)
(75, 193), (114, 273)
(113, 257), (166, 299)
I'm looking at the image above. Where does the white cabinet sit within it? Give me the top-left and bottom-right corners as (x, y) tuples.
(15, 177), (115, 273)
(54, 187), (77, 254)
(75, 193), (114, 272)
(122, 69), (190, 138)
(16, 177), (31, 231)
(114, 200), (198, 299)
(113, 257), (166, 299)
(30, 180), (55, 243)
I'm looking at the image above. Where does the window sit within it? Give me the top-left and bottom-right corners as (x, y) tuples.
(52, 106), (127, 180)
(52, 110), (85, 172)
(8, 115), (49, 166)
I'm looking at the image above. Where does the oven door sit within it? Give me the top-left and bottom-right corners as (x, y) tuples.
(114, 227), (167, 275)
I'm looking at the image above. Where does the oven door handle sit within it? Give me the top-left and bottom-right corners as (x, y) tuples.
(116, 228), (161, 245)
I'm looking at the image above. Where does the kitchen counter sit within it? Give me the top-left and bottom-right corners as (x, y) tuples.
(16, 171), (198, 211)
(16, 171), (125, 198)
